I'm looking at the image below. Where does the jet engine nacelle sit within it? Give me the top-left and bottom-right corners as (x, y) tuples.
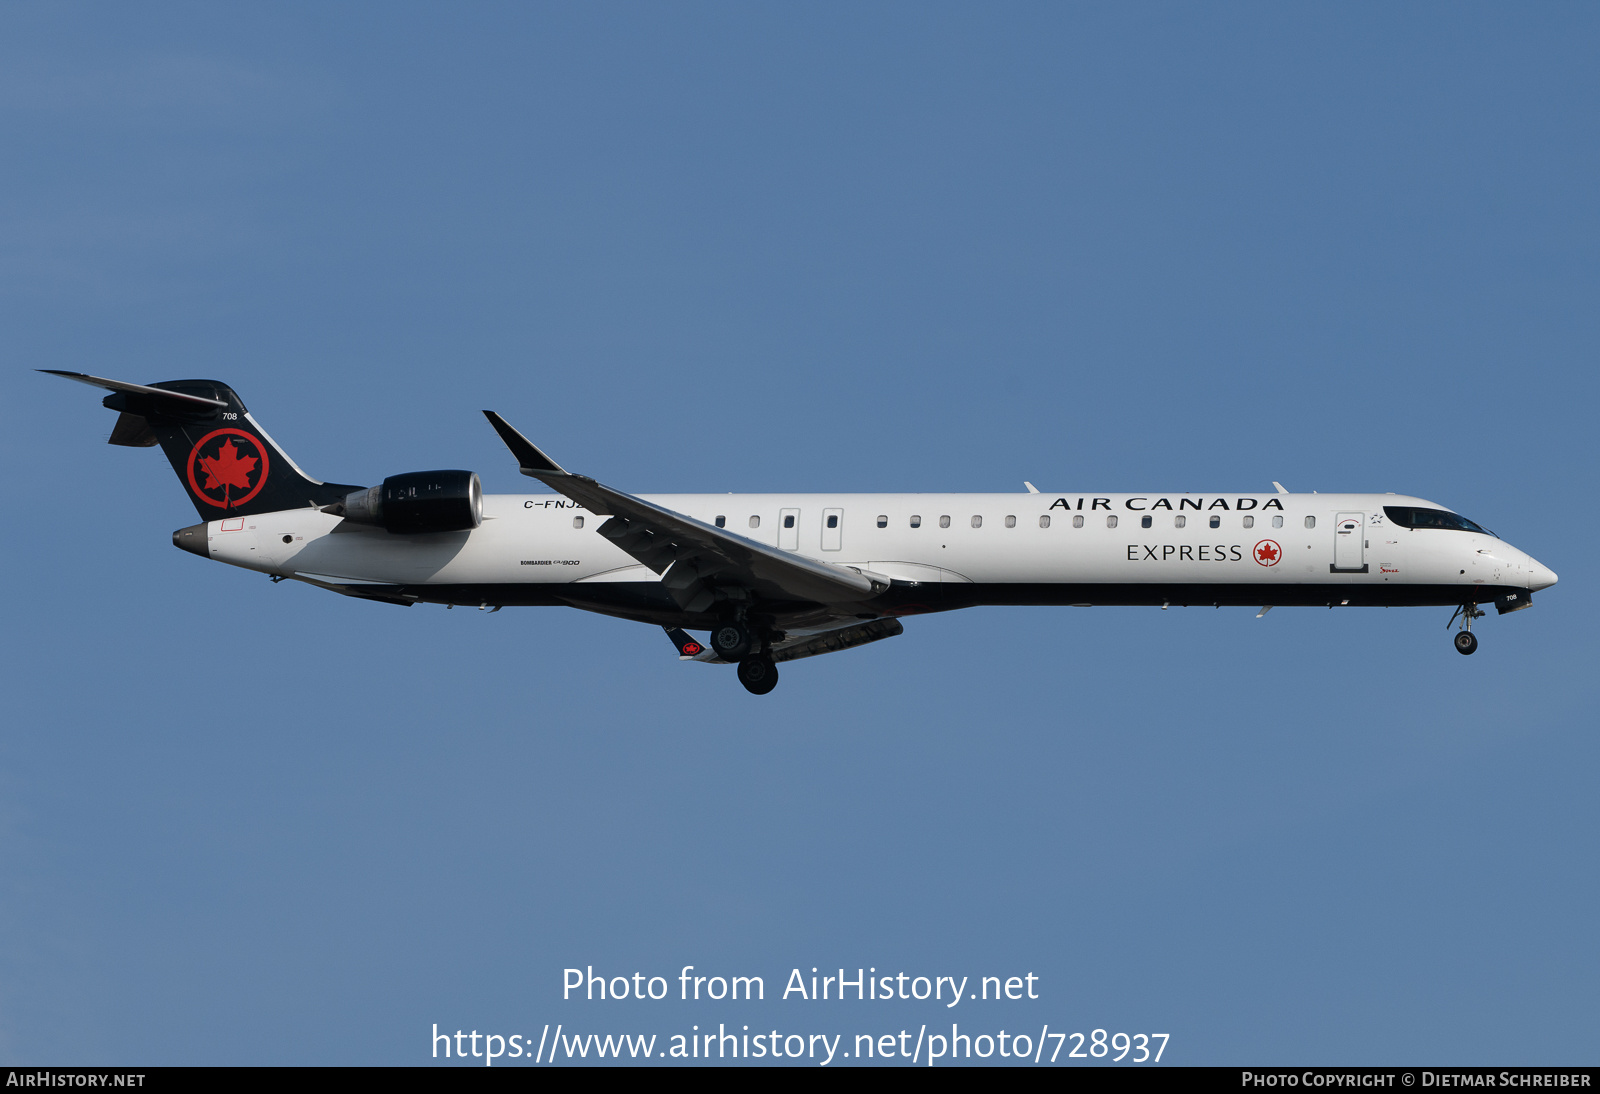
(338, 470), (482, 534)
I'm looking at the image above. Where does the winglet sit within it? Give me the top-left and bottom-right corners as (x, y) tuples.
(664, 626), (708, 660)
(482, 411), (569, 476)
(1024, 481), (1039, 494)
(1272, 481), (1288, 494)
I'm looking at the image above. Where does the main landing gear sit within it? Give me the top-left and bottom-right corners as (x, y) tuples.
(737, 655), (779, 695)
(710, 621), (753, 660)
(1448, 603), (1484, 655)
(711, 619), (780, 694)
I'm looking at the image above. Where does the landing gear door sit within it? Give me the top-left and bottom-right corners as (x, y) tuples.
(1333, 511), (1366, 573)
(779, 508), (800, 551)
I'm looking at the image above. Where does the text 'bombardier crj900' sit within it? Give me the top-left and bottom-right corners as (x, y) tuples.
(46, 372), (1558, 694)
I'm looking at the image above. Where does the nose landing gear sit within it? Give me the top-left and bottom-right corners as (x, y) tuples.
(1448, 602), (1484, 655)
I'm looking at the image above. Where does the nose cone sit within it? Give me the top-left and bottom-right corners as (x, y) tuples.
(173, 523), (210, 558)
(1527, 557), (1558, 592)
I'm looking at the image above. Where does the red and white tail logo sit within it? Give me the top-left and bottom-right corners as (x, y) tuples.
(186, 428), (269, 510)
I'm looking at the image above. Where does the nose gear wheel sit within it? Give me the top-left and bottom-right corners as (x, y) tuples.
(1447, 602), (1484, 655)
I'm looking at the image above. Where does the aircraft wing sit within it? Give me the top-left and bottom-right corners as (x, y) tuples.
(484, 411), (888, 612)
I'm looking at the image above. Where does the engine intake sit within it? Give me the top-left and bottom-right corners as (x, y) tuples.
(338, 470), (482, 534)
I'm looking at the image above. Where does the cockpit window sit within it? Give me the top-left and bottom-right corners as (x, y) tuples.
(1383, 506), (1493, 536)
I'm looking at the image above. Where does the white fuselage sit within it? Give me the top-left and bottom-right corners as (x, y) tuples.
(196, 490), (1555, 628)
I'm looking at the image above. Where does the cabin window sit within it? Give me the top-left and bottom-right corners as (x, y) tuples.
(715, 515), (726, 528)
(1174, 515), (1186, 529)
(1304, 515), (1316, 529)
(1242, 515), (1254, 529)
(1271, 515), (1283, 529)
(910, 514), (921, 528)
(971, 515), (983, 528)
(1039, 515), (1051, 528)
(1106, 515), (1118, 528)
(939, 515), (951, 529)
(826, 514), (839, 529)
(1140, 515), (1152, 529)
(1209, 515), (1220, 529)
(573, 516), (584, 529)
(1004, 515), (1016, 528)
(784, 514), (796, 529)
(1072, 515), (1084, 528)
(749, 515), (760, 529)
(876, 514), (887, 528)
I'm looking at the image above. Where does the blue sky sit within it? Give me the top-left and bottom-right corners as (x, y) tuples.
(1, 2), (1595, 1065)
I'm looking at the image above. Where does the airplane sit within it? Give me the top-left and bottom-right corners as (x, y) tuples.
(44, 371), (1558, 694)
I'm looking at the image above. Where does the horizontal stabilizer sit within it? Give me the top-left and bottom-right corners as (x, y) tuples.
(40, 370), (228, 411)
(46, 371), (362, 517)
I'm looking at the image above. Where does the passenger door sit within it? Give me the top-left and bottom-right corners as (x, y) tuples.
(1333, 512), (1366, 572)
(779, 508), (800, 551)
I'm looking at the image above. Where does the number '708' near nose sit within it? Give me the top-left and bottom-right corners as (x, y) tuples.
(45, 371), (1558, 695)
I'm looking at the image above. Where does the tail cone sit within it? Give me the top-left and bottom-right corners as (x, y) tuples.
(173, 523), (209, 558)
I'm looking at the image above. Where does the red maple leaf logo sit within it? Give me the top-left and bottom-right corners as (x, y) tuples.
(199, 439), (258, 494)
(186, 428), (269, 509)
(1253, 539), (1281, 566)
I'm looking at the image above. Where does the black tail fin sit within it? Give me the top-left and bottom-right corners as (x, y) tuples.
(43, 371), (363, 519)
